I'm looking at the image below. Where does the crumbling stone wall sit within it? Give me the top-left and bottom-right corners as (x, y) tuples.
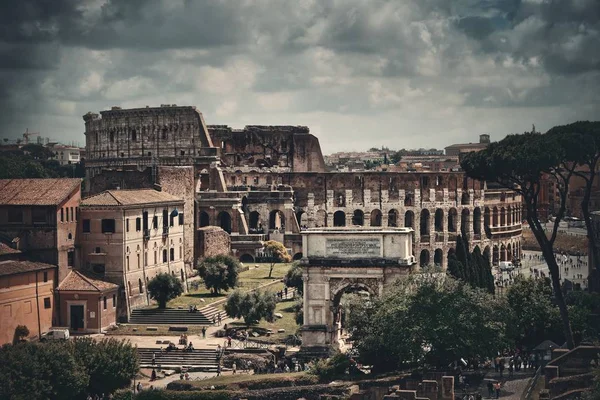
(209, 125), (326, 172)
(196, 227), (231, 259)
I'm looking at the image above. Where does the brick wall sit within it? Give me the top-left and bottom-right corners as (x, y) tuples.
(196, 227), (231, 260)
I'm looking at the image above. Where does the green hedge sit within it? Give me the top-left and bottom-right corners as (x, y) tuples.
(133, 390), (235, 400)
(167, 373), (318, 392)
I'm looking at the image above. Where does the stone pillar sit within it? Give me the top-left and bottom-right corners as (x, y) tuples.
(364, 189), (371, 205)
(326, 190), (334, 208)
(441, 376), (454, 400)
(381, 189), (389, 203)
(346, 189), (353, 206)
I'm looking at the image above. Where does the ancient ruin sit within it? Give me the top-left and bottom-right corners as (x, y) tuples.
(83, 105), (523, 272)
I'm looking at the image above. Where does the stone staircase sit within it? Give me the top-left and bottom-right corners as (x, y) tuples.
(129, 305), (225, 325)
(137, 347), (220, 371)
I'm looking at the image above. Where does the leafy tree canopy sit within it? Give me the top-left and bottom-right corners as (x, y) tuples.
(224, 289), (276, 325)
(263, 240), (292, 278)
(147, 273), (184, 308)
(197, 254), (240, 294)
(284, 262), (303, 295)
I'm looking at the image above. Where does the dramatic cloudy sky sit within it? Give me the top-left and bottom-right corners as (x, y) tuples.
(1, 0), (599, 152)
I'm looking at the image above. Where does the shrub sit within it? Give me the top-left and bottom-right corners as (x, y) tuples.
(197, 255), (240, 294)
(309, 353), (351, 382)
(147, 273), (185, 308)
(221, 353), (270, 371)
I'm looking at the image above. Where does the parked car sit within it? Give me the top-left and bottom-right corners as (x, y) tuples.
(498, 261), (515, 272)
(40, 328), (70, 342)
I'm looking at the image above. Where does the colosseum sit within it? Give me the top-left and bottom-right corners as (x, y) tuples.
(83, 105), (523, 270)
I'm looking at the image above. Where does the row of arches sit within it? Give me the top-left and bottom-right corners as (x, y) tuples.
(483, 206), (522, 228)
(418, 241), (522, 267)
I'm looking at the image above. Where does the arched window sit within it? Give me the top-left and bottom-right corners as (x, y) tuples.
(138, 279), (144, 294)
(333, 211), (346, 227)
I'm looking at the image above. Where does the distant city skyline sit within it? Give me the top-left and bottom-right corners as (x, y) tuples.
(0, 0), (598, 154)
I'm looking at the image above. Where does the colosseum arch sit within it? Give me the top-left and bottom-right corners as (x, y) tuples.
(269, 210), (285, 230)
(500, 244), (507, 261)
(492, 207), (499, 226)
(420, 210), (430, 237)
(507, 243), (512, 261)
(434, 249), (443, 266)
(405, 210), (414, 228)
(461, 209), (470, 234)
(507, 206), (512, 226)
(448, 208), (457, 232)
(199, 211), (210, 227)
(352, 210), (364, 226)
(333, 211), (346, 227)
(473, 207), (482, 234)
(370, 209), (382, 227)
(484, 207), (490, 230)
(493, 245), (499, 265)
(388, 209), (399, 227)
(500, 207), (506, 226)
(316, 209), (328, 228)
(296, 211), (308, 228)
(461, 192), (470, 205)
(434, 209), (444, 232)
(217, 211), (231, 233)
(420, 249), (430, 267)
(404, 193), (414, 206)
(249, 211), (261, 230)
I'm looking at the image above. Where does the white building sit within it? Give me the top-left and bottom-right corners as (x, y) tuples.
(79, 189), (186, 319)
(49, 144), (84, 165)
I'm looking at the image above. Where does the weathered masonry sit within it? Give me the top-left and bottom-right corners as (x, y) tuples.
(299, 228), (414, 352)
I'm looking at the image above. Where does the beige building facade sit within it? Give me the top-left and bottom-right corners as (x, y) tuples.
(79, 189), (186, 320)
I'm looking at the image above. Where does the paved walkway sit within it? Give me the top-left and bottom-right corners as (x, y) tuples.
(457, 369), (534, 400)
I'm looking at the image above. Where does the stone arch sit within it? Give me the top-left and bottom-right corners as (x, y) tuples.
(448, 208), (457, 232)
(492, 207), (498, 226)
(316, 209), (328, 227)
(388, 209), (399, 227)
(370, 209), (382, 227)
(352, 210), (364, 226)
(419, 249), (430, 267)
(500, 244), (507, 262)
(333, 211), (346, 227)
(249, 211), (261, 230)
(461, 209), (470, 235)
(493, 245), (499, 265)
(420, 209), (430, 236)
(217, 211), (232, 233)
(500, 207), (506, 226)
(434, 209), (444, 232)
(292, 252), (303, 261)
(240, 253), (255, 263)
(269, 210), (285, 230)
(405, 210), (414, 228)
(434, 248), (443, 266)
(296, 211), (308, 228)
(461, 192), (470, 205)
(199, 211), (210, 227)
(138, 278), (144, 294)
(404, 193), (413, 207)
(473, 207), (481, 234)
(484, 207), (490, 230)
(507, 205), (512, 226)
(507, 243), (512, 261)
(330, 278), (379, 309)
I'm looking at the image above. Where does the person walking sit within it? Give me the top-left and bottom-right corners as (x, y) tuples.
(152, 352), (156, 365)
(202, 326), (206, 339)
(217, 364), (221, 376)
(232, 362), (237, 375)
(494, 382), (501, 399)
(217, 313), (222, 326)
(487, 381), (494, 398)
(136, 382), (142, 393)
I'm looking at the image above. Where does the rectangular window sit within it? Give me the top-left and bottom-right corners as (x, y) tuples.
(144, 252), (148, 266)
(170, 248), (175, 261)
(7, 208), (23, 224)
(178, 213), (184, 226)
(126, 219), (130, 232)
(70, 207), (74, 222)
(136, 218), (141, 232)
(170, 214), (175, 227)
(162, 249), (167, 263)
(60, 208), (64, 222)
(67, 251), (74, 267)
(44, 297), (51, 309)
(43, 271), (48, 282)
(112, 294), (116, 307)
(126, 256), (129, 271)
(103, 296), (107, 310)
(32, 208), (46, 224)
(82, 219), (91, 233)
(152, 216), (158, 229)
(101, 219), (115, 233)
(66, 207), (69, 222)
(154, 251), (157, 265)
(137, 254), (140, 269)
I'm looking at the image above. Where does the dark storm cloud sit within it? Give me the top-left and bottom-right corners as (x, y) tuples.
(0, 0), (598, 149)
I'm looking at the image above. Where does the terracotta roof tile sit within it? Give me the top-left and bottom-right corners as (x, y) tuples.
(0, 179), (81, 206)
(0, 242), (20, 255)
(82, 189), (183, 207)
(57, 270), (118, 292)
(0, 260), (55, 277)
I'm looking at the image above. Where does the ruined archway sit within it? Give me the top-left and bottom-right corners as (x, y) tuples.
(333, 211), (346, 227)
(240, 253), (255, 263)
(434, 209), (444, 232)
(461, 209), (470, 235)
(316, 209), (328, 228)
(405, 210), (414, 228)
(296, 211), (308, 228)
(249, 211), (261, 230)
(448, 208), (457, 232)
(420, 210), (430, 237)
(352, 210), (364, 226)
(269, 210), (285, 231)
(473, 207), (481, 234)
(199, 211), (210, 228)
(419, 249), (430, 267)
(434, 249), (443, 266)
(370, 209), (382, 227)
(217, 211), (231, 233)
(388, 209), (399, 227)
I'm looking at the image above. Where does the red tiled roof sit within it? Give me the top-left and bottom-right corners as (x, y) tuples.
(57, 270), (118, 292)
(0, 179), (81, 206)
(82, 189), (183, 207)
(0, 242), (20, 255)
(0, 260), (55, 277)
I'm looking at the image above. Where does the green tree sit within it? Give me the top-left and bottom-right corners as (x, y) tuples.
(71, 338), (139, 396)
(224, 289), (276, 325)
(197, 254), (240, 294)
(284, 262), (303, 295)
(13, 325), (29, 344)
(389, 151), (403, 164)
(147, 273), (184, 308)
(348, 273), (507, 372)
(263, 240), (292, 278)
(0, 342), (90, 400)
(461, 130), (578, 348)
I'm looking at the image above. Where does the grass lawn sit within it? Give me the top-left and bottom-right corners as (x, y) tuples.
(167, 263), (292, 310)
(228, 297), (300, 343)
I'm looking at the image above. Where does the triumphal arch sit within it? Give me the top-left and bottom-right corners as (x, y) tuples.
(300, 228), (415, 352)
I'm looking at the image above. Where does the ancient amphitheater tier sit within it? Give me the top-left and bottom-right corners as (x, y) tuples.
(83, 105), (522, 271)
